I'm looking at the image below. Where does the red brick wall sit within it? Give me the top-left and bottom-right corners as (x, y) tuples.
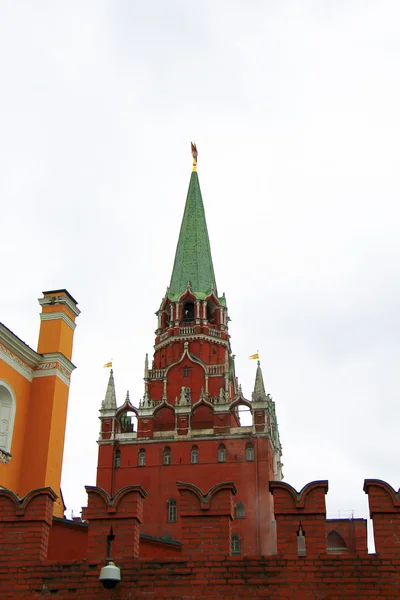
(2, 481), (400, 598)
(1, 556), (400, 599)
(97, 435), (275, 555)
(47, 518), (88, 560)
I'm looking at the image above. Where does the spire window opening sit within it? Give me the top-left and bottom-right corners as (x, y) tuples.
(245, 443), (255, 461)
(183, 366), (189, 378)
(114, 449), (121, 469)
(138, 449), (146, 466)
(191, 446), (199, 464)
(183, 302), (195, 322)
(235, 502), (245, 519)
(218, 444), (226, 462)
(231, 534), (241, 555)
(167, 499), (177, 522)
(163, 447), (172, 465)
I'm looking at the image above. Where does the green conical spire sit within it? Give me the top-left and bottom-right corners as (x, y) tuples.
(169, 170), (218, 300)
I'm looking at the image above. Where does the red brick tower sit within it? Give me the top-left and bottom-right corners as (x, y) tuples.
(96, 147), (282, 555)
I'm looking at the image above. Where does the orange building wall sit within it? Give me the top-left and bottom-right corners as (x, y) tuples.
(0, 289), (79, 519)
(0, 364), (31, 491)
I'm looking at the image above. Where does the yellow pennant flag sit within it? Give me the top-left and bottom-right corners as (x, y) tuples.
(249, 353), (259, 360)
(104, 361), (113, 368)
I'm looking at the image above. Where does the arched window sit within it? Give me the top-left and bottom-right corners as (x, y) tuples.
(163, 447), (171, 465)
(138, 449), (146, 466)
(235, 502), (245, 519)
(0, 381), (16, 454)
(218, 444), (226, 462)
(191, 446), (199, 464)
(245, 443), (254, 461)
(231, 534), (241, 555)
(114, 449), (121, 468)
(167, 499), (177, 522)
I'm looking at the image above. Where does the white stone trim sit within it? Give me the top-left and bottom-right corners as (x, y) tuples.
(33, 353), (75, 387)
(32, 367), (70, 387)
(0, 324), (41, 368)
(0, 342), (34, 381)
(97, 430), (269, 445)
(155, 333), (229, 352)
(39, 294), (81, 318)
(40, 311), (76, 331)
(40, 352), (75, 373)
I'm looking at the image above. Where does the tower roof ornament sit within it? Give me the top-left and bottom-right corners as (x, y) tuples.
(191, 142), (198, 172)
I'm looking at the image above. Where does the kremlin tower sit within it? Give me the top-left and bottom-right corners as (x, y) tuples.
(96, 145), (282, 555)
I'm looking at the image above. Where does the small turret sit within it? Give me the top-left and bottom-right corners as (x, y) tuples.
(252, 360), (267, 402)
(102, 369), (117, 411)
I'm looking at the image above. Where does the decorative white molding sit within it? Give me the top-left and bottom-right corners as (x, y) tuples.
(0, 324), (41, 368)
(98, 429), (271, 446)
(0, 342), (34, 381)
(39, 294), (81, 318)
(32, 366), (70, 386)
(155, 333), (229, 352)
(40, 352), (76, 373)
(32, 353), (75, 387)
(40, 311), (76, 331)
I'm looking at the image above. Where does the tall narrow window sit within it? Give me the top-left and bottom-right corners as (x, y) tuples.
(191, 446), (199, 464)
(183, 302), (194, 321)
(167, 499), (177, 522)
(231, 534), (241, 555)
(297, 524), (306, 557)
(138, 449), (146, 466)
(183, 366), (189, 377)
(0, 382), (16, 454)
(114, 449), (121, 468)
(235, 502), (245, 519)
(245, 443), (254, 461)
(218, 444), (226, 462)
(164, 447), (171, 465)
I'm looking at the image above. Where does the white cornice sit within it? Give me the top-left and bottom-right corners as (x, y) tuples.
(98, 429), (268, 446)
(38, 295), (81, 318)
(0, 324), (41, 368)
(0, 330), (76, 386)
(0, 342), (33, 381)
(40, 352), (76, 373)
(155, 333), (230, 352)
(40, 311), (76, 331)
(32, 367), (70, 387)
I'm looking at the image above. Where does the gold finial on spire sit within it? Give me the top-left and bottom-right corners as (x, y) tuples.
(191, 142), (198, 172)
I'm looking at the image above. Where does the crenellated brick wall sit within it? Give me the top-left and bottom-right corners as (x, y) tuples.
(0, 480), (400, 598)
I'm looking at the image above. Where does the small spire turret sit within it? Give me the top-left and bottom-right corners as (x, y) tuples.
(252, 360), (267, 402)
(102, 369), (117, 410)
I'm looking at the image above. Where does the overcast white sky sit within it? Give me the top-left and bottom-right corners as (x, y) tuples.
(1, 1), (399, 544)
